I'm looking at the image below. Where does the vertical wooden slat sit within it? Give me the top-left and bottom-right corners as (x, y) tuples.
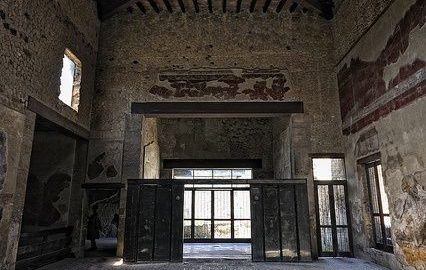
(279, 185), (298, 261)
(123, 183), (139, 262)
(170, 185), (184, 262)
(328, 184), (338, 257)
(153, 186), (172, 261)
(295, 184), (312, 261)
(137, 185), (156, 261)
(263, 186), (281, 261)
(250, 185), (265, 261)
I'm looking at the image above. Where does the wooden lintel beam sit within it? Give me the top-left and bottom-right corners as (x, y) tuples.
(131, 101), (304, 115)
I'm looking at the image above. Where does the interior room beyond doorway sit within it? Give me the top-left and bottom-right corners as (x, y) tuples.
(174, 168), (252, 259)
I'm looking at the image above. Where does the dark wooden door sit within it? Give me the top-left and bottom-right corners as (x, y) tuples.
(314, 181), (353, 257)
(251, 182), (312, 262)
(123, 182), (184, 262)
(124, 179), (311, 263)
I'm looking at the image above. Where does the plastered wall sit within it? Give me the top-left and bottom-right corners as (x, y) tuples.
(335, 0), (425, 268)
(0, 0), (99, 268)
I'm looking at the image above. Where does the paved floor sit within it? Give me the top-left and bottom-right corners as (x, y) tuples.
(39, 257), (389, 270)
(183, 243), (251, 259)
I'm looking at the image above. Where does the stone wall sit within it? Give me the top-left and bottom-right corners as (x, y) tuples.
(273, 116), (292, 179)
(89, 8), (344, 182)
(0, 0), (99, 268)
(158, 118), (274, 178)
(335, 0), (426, 268)
(90, 7), (344, 258)
(143, 118), (160, 179)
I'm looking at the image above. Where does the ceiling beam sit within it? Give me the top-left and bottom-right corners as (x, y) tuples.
(262, 0), (272, 12)
(177, 0), (186, 12)
(163, 0), (173, 12)
(147, 0), (160, 13)
(208, 0), (213, 12)
(100, 0), (135, 20)
(236, 0), (243, 12)
(192, 0), (200, 12)
(275, 0), (287, 13)
(249, 0), (257, 12)
(289, 2), (298, 12)
(136, 1), (146, 13)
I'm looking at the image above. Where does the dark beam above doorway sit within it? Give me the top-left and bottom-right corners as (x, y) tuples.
(131, 102), (304, 117)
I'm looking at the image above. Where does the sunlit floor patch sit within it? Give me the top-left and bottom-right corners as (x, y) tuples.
(183, 243), (252, 259)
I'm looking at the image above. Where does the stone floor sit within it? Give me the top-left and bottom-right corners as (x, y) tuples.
(39, 257), (389, 270)
(183, 243), (252, 259)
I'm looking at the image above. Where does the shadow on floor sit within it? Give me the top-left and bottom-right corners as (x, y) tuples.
(85, 238), (117, 258)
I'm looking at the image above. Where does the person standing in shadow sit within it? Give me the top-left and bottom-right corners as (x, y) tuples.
(87, 205), (102, 250)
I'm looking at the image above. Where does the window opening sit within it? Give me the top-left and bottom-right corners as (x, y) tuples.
(59, 49), (81, 111)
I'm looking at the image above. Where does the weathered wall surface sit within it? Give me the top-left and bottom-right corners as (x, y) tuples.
(89, 8), (344, 185)
(90, 8), (344, 259)
(273, 116), (292, 179)
(142, 118), (160, 179)
(0, 0), (99, 268)
(21, 131), (77, 231)
(335, 0), (426, 268)
(158, 118), (274, 178)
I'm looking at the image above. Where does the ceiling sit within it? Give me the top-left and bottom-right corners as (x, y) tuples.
(96, 0), (334, 20)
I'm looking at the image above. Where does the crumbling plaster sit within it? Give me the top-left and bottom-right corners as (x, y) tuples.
(0, 0), (99, 268)
(335, 0), (426, 268)
(90, 7), (344, 184)
(89, 7), (344, 260)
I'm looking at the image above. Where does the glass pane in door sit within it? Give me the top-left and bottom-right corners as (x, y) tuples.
(195, 191), (211, 219)
(214, 191), (231, 219)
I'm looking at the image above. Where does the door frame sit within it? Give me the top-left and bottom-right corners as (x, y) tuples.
(183, 185), (252, 243)
(314, 180), (354, 257)
(123, 178), (311, 262)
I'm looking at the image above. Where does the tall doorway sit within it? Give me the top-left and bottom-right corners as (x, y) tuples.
(173, 168), (252, 259)
(313, 157), (353, 257)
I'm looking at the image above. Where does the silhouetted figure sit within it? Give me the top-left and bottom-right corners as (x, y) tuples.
(87, 205), (102, 250)
(110, 213), (119, 237)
